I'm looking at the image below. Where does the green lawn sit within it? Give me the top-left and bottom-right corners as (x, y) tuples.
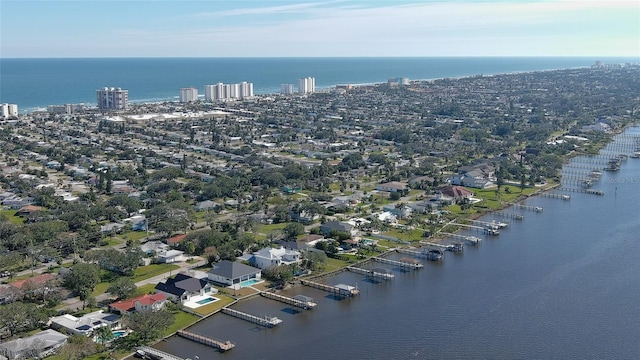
(132, 264), (179, 282)
(92, 282), (111, 297)
(163, 310), (201, 336)
(256, 223), (288, 234)
(102, 237), (123, 247)
(133, 283), (157, 296)
(383, 228), (423, 241)
(120, 231), (148, 242)
(0, 210), (24, 225)
(324, 257), (348, 272)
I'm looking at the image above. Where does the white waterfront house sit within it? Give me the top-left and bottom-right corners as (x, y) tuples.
(250, 246), (301, 269)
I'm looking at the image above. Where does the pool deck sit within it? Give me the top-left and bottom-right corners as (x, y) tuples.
(183, 294), (221, 309)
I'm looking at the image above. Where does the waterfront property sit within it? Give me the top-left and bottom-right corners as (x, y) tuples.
(182, 294), (221, 309)
(49, 310), (121, 337)
(108, 293), (168, 315)
(207, 260), (262, 289)
(155, 273), (217, 303)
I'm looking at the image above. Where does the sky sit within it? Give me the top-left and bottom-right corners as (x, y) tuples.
(1, 0), (639, 58)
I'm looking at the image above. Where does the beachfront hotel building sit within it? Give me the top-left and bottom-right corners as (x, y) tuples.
(204, 82), (254, 101)
(0, 103), (18, 118)
(96, 87), (128, 110)
(179, 87), (199, 102)
(298, 77), (315, 94)
(281, 84), (295, 94)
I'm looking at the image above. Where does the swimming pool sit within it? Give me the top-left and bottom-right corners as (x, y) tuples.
(196, 297), (216, 305)
(112, 330), (127, 338)
(239, 278), (262, 288)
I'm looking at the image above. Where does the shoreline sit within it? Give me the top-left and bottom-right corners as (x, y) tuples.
(11, 62), (618, 115)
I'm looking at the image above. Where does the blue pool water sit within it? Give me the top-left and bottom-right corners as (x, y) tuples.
(196, 297), (216, 305)
(112, 330), (127, 338)
(239, 279), (261, 288)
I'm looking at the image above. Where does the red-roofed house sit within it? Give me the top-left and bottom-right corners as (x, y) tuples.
(10, 273), (57, 300)
(437, 185), (473, 200)
(168, 234), (187, 246)
(108, 293), (167, 315)
(10, 273), (57, 290)
(16, 205), (45, 217)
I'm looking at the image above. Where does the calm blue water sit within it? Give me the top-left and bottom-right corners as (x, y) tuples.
(154, 127), (640, 360)
(2, 57), (636, 112)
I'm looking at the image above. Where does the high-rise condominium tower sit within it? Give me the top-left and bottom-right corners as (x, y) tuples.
(96, 87), (128, 110)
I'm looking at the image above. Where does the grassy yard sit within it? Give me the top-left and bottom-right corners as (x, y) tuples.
(132, 264), (179, 282)
(92, 282), (111, 297)
(163, 310), (201, 336)
(383, 228), (423, 242)
(324, 257), (348, 272)
(191, 294), (235, 316)
(102, 237), (123, 247)
(133, 283), (157, 296)
(256, 223), (288, 234)
(0, 210), (24, 225)
(120, 231), (148, 242)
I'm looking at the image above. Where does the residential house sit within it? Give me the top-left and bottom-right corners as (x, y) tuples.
(100, 222), (126, 234)
(49, 310), (121, 337)
(375, 181), (408, 193)
(0, 329), (68, 360)
(108, 293), (167, 315)
(157, 249), (185, 264)
(155, 273), (216, 303)
(249, 247), (301, 270)
(437, 185), (473, 200)
(15, 205), (44, 217)
(140, 241), (169, 256)
(382, 204), (413, 219)
(207, 260), (262, 288)
(167, 234), (187, 246)
(10, 273), (57, 299)
(298, 234), (327, 249)
(194, 200), (220, 212)
(320, 221), (356, 237)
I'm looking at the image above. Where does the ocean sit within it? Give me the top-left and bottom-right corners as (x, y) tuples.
(1, 57), (636, 113)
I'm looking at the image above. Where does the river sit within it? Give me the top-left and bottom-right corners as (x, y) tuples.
(155, 127), (640, 360)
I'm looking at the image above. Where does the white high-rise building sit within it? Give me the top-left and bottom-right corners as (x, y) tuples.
(281, 84), (294, 94)
(298, 77), (315, 94)
(179, 87), (199, 102)
(240, 82), (254, 98)
(96, 87), (128, 110)
(0, 103), (18, 118)
(206, 81), (254, 100)
(204, 85), (216, 101)
(228, 83), (240, 99)
(214, 83), (226, 100)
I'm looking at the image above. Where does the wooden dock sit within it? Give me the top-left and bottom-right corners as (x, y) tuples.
(347, 266), (395, 280)
(372, 256), (424, 269)
(559, 188), (605, 196)
(300, 279), (360, 297)
(221, 308), (282, 327)
(177, 330), (235, 352)
(136, 346), (184, 360)
(260, 291), (317, 309)
(494, 212), (524, 221)
(540, 192), (571, 200)
(506, 203), (543, 212)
